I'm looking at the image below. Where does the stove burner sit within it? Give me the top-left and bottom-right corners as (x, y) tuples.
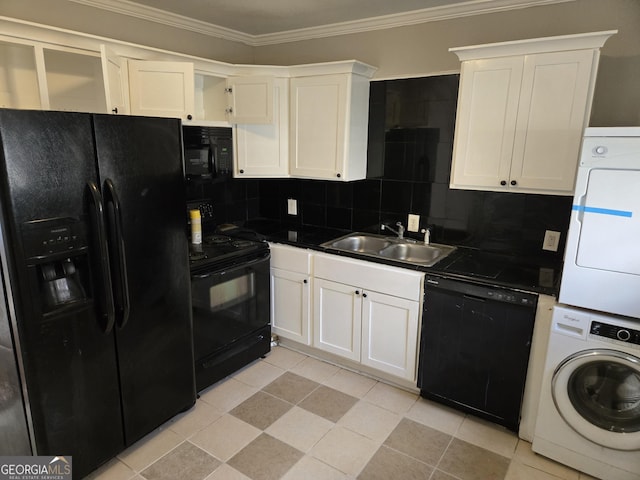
(189, 251), (207, 262)
(232, 240), (254, 249)
(204, 235), (231, 245)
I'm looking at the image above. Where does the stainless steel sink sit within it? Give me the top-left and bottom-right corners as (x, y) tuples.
(321, 233), (456, 267)
(329, 234), (392, 254)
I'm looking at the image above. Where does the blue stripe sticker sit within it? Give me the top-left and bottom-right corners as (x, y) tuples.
(572, 205), (633, 217)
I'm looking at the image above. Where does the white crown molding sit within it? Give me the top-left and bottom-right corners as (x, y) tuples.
(67, 0), (576, 47)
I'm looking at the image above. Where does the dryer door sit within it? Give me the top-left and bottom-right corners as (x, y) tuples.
(552, 349), (640, 450)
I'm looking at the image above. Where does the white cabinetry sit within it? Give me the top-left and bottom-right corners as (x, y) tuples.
(290, 67), (372, 181)
(0, 41), (41, 109)
(450, 31), (616, 195)
(0, 18), (377, 180)
(313, 253), (423, 381)
(225, 76), (274, 124)
(235, 77), (289, 177)
(269, 243), (312, 345)
(101, 45), (129, 115)
(128, 60), (195, 120)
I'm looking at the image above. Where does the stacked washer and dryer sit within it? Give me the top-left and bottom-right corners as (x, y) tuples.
(532, 128), (640, 480)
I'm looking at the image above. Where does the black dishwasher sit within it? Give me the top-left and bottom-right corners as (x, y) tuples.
(417, 274), (537, 431)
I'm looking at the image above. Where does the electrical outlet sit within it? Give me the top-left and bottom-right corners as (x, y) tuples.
(542, 230), (561, 252)
(407, 214), (420, 232)
(287, 198), (297, 215)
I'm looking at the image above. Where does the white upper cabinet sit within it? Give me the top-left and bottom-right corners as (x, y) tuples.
(289, 68), (373, 181)
(0, 41), (42, 109)
(100, 45), (129, 115)
(128, 60), (194, 120)
(0, 17), (378, 180)
(225, 76), (274, 124)
(234, 77), (289, 177)
(42, 47), (107, 113)
(450, 31), (616, 195)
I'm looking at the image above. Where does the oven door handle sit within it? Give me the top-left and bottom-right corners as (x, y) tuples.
(192, 253), (269, 279)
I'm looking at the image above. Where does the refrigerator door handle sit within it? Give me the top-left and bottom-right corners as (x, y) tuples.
(104, 179), (131, 329)
(86, 181), (116, 334)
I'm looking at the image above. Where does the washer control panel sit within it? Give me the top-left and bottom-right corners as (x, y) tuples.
(591, 321), (640, 346)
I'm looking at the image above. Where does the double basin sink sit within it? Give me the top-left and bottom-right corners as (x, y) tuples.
(320, 233), (456, 267)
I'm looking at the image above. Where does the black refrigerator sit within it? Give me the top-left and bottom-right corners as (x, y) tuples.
(0, 109), (195, 478)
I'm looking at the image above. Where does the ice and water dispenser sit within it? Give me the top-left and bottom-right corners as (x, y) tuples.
(21, 218), (90, 313)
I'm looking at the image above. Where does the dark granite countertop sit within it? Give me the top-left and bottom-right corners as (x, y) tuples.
(241, 219), (561, 296)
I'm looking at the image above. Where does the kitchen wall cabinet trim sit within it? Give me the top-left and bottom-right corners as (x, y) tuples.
(269, 243), (312, 345)
(450, 30), (618, 61)
(449, 30), (616, 196)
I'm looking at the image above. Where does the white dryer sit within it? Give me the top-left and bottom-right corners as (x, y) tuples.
(533, 305), (640, 479)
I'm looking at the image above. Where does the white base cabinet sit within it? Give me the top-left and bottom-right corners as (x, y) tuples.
(314, 278), (362, 361)
(361, 291), (420, 379)
(269, 243), (312, 345)
(313, 252), (423, 381)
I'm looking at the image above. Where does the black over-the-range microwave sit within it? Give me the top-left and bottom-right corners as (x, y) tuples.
(183, 125), (233, 180)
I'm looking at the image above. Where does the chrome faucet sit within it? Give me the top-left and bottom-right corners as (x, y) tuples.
(382, 222), (405, 239)
(421, 228), (431, 245)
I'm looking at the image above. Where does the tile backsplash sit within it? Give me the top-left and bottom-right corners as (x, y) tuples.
(194, 74), (572, 260)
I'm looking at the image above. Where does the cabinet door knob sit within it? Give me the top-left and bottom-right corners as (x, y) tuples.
(336, 173), (341, 178)
(500, 180), (507, 186)
(303, 279), (308, 284)
(355, 290), (360, 295)
(111, 107), (118, 114)
(362, 292), (367, 298)
(239, 169), (244, 174)
(510, 180), (517, 186)
(187, 114), (193, 120)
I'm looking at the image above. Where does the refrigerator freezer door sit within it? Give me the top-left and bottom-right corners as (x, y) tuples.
(92, 115), (195, 445)
(0, 109), (124, 476)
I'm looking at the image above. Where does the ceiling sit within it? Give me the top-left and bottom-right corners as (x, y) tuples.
(68, 0), (573, 45)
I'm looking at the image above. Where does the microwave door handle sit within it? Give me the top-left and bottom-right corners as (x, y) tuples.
(86, 181), (116, 334)
(209, 144), (216, 177)
(104, 179), (131, 329)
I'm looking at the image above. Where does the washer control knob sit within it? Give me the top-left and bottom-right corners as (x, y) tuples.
(617, 329), (631, 342)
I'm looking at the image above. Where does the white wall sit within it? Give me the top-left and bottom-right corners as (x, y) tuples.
(252, 0), (640, 127)
(0, 0), (255, 64)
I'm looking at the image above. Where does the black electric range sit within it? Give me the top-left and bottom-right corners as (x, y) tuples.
(189, 233), (269, 273)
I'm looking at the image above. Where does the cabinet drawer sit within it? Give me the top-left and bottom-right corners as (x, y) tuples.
(269, 243), (312, 273)
(314, 252), (423, 301)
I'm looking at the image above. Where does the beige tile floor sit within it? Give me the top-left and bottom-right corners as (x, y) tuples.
(86, 346), (598, 480)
